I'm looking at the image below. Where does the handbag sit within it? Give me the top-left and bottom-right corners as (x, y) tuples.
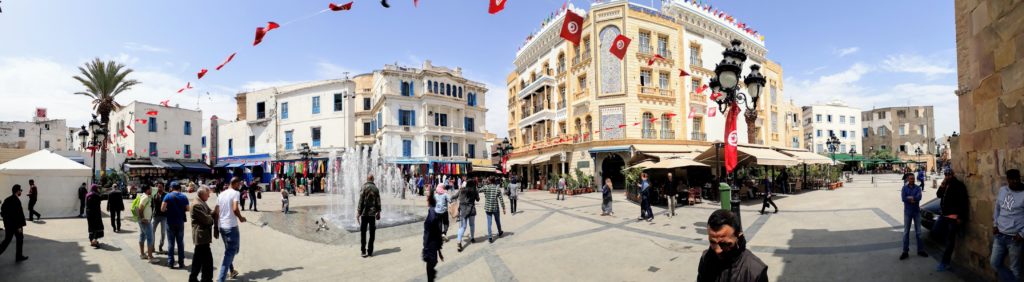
(448, 201), (459, 219)
(257, 191), (262, 199)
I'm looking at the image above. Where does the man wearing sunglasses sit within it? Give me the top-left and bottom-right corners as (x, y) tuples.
(697, 209), (768, 282)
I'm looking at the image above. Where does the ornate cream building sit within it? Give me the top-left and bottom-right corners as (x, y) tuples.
(505, 0), (796, 189)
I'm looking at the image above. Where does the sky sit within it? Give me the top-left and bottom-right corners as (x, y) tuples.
(0, 0), (958, 138)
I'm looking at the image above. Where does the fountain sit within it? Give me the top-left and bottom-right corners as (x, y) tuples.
(322, 144), (425, 232)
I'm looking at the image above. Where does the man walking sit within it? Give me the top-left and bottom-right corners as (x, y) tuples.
(479, 177), (505, 243)
(152, 183), (168, 254)
(27, 179), (40, 221)
(0, 185), (28, 262)
(190, 188), (215, 282)
(759, 178), (778, 215)
(78, 183), (87, 218)
(135, 185), (155, 262)
(107, 187), (124, 232)
(556, 176), (566, 201)
(162, 182), (190, 269)
(934, 168), (968, 272)
(638, 173), (653, 222)
(697, 210), (768, 282)
(215, 177), (246, 282)
(900, 173), (928, 260)
(508, 177), (519, 215)
(358, 174), (381, 258)
(991, 169), (1023, 282)
(248, 178), (259, 212)
(664, 173), (678, 218)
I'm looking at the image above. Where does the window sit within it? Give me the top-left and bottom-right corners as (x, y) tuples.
(639, 32), (651, 52)
(578, 76), (587, 89)
(311, 127), (321, 147)
(829, 130), (835, 137)
(285, 131), (293, 150)
(427, 80), (432, 93)
(228, 139), (234, 156)
(363, 122), (371, 136)
(792, 137), (799, 148)
(640, 70), (651, 86)
(377, 112), (383, 129)
(841, 144), (847, 152)
(44, 140), (50, 149)
(312, 96), (321, 114)
(465, 117), (475, 132)
(458, 87), (463, 98)
(468, 93), (477, 106)
(691, 78), (700, 92)
(446, 84), (451, 96)
(899, 145), (907, 152)
(256, 102), (266, 119)
(398, 110), (416, 126)
(771, 114), (778, 132)
(863, 128), (869, 136)
(281, 102), (289, 119)
(918, 124), (926, 135)
(816, 130), (822, 137)
(363, 98), (371, 110)
(433, 81), (439, 93)
(468, 143), (476, 159)
(827, 115), (833, 123)
(770, 86), (777, 103)
(184, 121), (192, 135)
(249, 136), (255, 154)
(452, 143), (461, 156)
(816, 114), (821, 122)
(434, 113), (448, 127)
(426, 140), (435, 156)
(150, 142), (158, 157)
(148, 117), (158, 132)
(657, 36), (669, 57)
(401, 81), (411, 96)
(899, 125), (906, 135)
(18, 129), (24, 138)
(183, 144), (192, 158)
(850, 130), (856, 139)
(877, 112), (887, 119)
(334, 93), (344, 111)
(402, 140), (412, 157)
(841, 130), (847, 138)
(202, 136), (207, 147)
(849, 116), (856, 124)
(816, 144), (823, 153)
(659, 72), (669, 89)
(689, 46), (700, 66)
(878, 127), (888, 136)
(839, 116), (846, 124)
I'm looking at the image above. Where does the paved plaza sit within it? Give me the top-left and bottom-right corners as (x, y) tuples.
(0, 174), (969, 281)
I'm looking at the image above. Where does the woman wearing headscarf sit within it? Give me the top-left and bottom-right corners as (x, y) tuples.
(433, 183), (451, 242)
(601, 178), (614, 216)
(85, 185), (105, 248)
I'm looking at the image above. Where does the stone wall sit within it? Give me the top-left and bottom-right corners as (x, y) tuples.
(954, 0), (1024, 279)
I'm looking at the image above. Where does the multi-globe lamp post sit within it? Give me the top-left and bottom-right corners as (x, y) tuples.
(826, 132), (841, 183)
(80, 115), (107, 184)
(494, 137), (514, 176)
(709, 39), (767, 232)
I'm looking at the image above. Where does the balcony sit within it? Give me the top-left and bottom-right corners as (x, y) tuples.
(555, 108), (567, 121)
(690, 92), (707, 104)
(517, 75), (555, 99)
(660, 129), (675, 139)
(640, 85), (658, 95)
(642, 129), (657, 139)
(425, 125), (464, 135)
(658, 88), (673, 97)
(518, 108), (556, 128)
(572, 51), (591, 68)
(573, 89), (590, 101)
(690, 132), (707, 141)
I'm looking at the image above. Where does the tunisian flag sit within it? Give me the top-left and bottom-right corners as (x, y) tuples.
(610, 34), (631, 60)
(560, 10), (584, 45)
(724, 101), (740, 173)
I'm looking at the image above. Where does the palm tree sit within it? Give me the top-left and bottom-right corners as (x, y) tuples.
(73, 58), (140, 173)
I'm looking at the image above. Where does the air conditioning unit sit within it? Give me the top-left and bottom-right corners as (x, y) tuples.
(403, 126), (410, 132)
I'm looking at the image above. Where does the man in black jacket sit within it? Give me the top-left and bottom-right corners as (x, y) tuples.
(934, 167), (968, 271)
(0, 185), (29, 262)
(697, 209), (768, 282)
(78, 183), (87, 217)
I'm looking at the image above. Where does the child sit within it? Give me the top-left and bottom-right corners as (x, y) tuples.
(281, 188), (290, 213)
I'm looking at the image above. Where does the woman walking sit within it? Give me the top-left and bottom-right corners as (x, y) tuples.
(422, 190), (444, 282)
(433, 183), (451, 242)
(456, 179), (479, 252)
(601, 178), (614, 216)
(85, 185), (105, 248)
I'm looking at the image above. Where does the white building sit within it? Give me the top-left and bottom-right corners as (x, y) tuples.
(108, 101), (203, 161)
(801, 100), (863, 155)
(0, 109), (69, 151)
(370, 61), (489, 169)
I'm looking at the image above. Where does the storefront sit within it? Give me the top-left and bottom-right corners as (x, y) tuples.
(216, 153), (272, 185)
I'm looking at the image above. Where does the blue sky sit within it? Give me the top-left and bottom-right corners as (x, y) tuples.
(0, 0), (958, 138)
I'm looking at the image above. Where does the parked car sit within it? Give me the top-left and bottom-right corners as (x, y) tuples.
(920, 198), (944, 240)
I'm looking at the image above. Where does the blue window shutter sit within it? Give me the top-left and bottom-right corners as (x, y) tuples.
(411, 110), (416, 126)
(397, 110), (402, 125)
(411, 82), (415, 96)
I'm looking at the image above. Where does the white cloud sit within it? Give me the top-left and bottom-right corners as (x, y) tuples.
(835, 47), (859, 57)
(881, 54), (955, 77)
(239, 80), (300, 92)
(0, 56), (236, 129)
(482, 81), (509, 138)
(123, 42), (169, 53)
(315, 61), (356, 80)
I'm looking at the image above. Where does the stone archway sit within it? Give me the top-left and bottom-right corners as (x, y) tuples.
(600, 154), (626, 190)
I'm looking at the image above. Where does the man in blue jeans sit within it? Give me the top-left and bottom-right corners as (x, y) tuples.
(479, 177), (505, 243)
(899, 173), (928, 260)
(215, 177), (247, 282)
(991, 169), (1023, 282)
(161, 182), (190, 269)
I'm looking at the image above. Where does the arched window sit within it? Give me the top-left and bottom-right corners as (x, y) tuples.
(445, 84), (450, 96)
(433, 81), (439, 93)
(427, 80), (432, 93)
(599, 25), (623, 94)
(661, 113), (672, 139)
(458, 87), (463, 98)
(585, 115), (593, 140)
(642, 112), (654, 139)
(574, 118), (582, 135)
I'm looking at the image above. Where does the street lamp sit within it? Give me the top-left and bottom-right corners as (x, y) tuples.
(298, 143), (318, 195)
(494, 137), (514, 175)
(914, 147), (924, 171)
(826, 132), (841, 183)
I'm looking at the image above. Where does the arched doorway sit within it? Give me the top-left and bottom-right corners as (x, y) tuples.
(601, 154), (625, 190)
(251, 164), (265, 183)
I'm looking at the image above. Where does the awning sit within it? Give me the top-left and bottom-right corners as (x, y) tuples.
(694, 144), (800, 167)
(530, 152), (561, 164)
(629, 160), (656, 169)
(214, 163), (230, 168)
(506, 156), (534, 166)
(632, 144), (707, 153)
(472, 166), (497, 173)
(226, 163), (244, 168)
(391, 158), (429, 165)
(150, 157), (183, 170)
(645, 158), (709, 169)
(177, 161), (212, 173)
(777, 149), (834, 165)
(124, 163), (159, 170)
(588, 145), (631, 154)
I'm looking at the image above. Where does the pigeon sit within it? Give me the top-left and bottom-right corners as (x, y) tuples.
(380, 0), (390, 8)
(315, 217), (330, 232)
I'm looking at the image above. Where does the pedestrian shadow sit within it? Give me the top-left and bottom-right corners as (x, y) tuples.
(373, 247), (401, 256)
(694, 222), (708, 235)
(30, 220), (47, 224)
(0, 234), (101, 281)
(240, 266), (304, 280)
(113, 229), (137, 234)
(96, 243), (122, 251)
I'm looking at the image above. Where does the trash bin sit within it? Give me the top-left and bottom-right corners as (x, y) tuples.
(719, 183), (732, 211)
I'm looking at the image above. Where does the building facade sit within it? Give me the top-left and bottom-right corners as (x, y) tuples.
(107, 101), (203, 170)
(370, 61), (489, 169)
(505, 0), (786, 188)
(861, 106), (936, 170)
(801, 101), (863, 155)
(0, 109), (69, 151)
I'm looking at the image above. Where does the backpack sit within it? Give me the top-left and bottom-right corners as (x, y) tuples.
(129, 195), (144, 222)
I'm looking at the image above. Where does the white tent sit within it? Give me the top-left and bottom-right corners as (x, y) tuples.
(0, 150), (92, 218)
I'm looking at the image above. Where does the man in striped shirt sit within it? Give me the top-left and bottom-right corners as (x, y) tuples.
(479, 177), (506, 243)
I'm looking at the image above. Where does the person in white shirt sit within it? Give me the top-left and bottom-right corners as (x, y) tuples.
(214, 177), (247, 281)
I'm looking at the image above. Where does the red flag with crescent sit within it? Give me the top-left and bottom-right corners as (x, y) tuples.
(724, 101), (740, 173)
(560, 10), (584, 45)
